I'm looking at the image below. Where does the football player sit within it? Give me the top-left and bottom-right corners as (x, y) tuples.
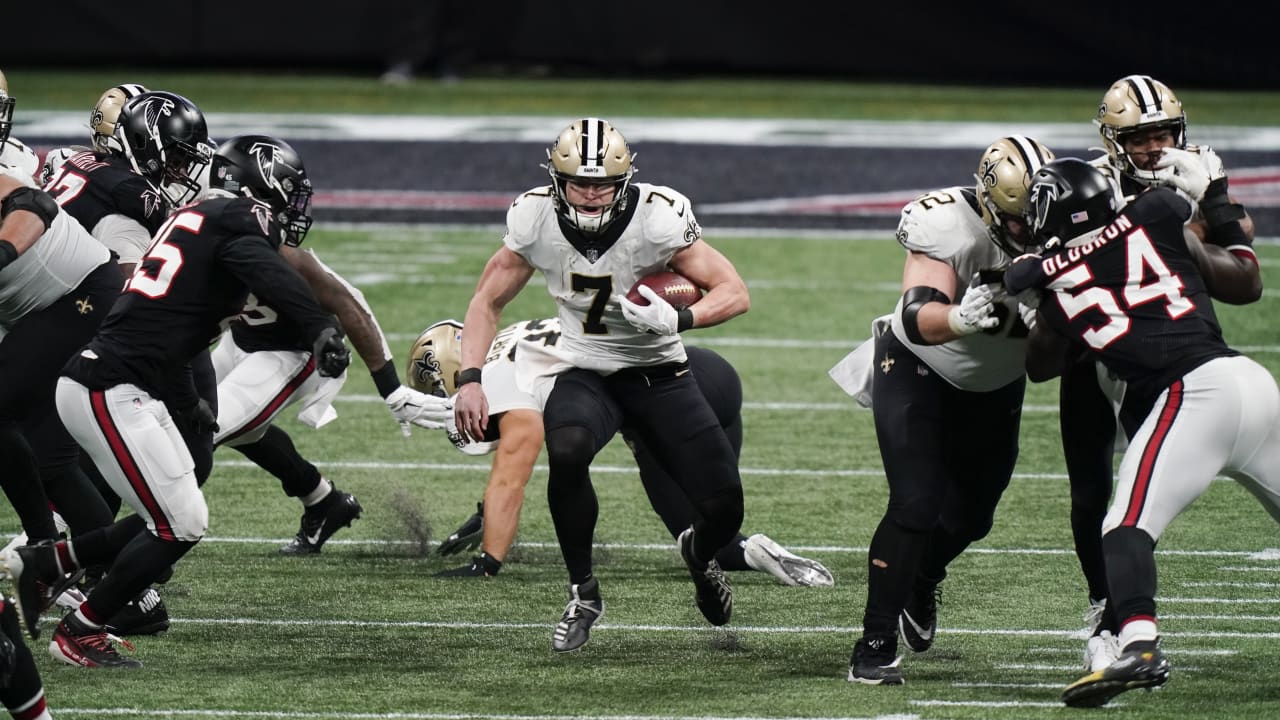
(211, 204), (451, 555)
(411, 318), (834, 588)
(846, 136), (1052, 685)
(28, 89), (215, 637)
(1004, 158), (1279, 708)
(8, 135), (350, 669)
(452, 118), (751, 652)
(1063, 75), (1261, 671)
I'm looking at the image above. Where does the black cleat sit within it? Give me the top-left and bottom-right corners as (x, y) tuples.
(103, 588), (169, 636)
(848, 637), (904, 685)
(437, 502), (484, 556)
(899, 582), (941, 653)
(280, 490), (363, 555)
(678, 528), (732, 626)
(5, 542), (83, 640)
(0, 597), (20, 687)
(551, 577), (604, 653)
(1062, 639), (1170, 708)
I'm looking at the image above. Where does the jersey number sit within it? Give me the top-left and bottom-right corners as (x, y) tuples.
(571, 274), (612, 335)
(44, 170), (87, 206)
(1050, 228), (1193, 350)
(124, 211), (203, 299)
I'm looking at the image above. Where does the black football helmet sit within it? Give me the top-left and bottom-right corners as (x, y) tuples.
(115, 90), (212, 208)
(0, 70), (14, 145)
(209, 135), (314, 246)
(1027, 158), (1121, 247)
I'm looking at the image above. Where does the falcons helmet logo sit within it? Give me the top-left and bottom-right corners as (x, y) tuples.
(247, 142), (281, 190)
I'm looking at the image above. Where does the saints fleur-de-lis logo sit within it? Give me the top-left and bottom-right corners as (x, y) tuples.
(75, 296), (94, 315)
(880, 353), (894, 374)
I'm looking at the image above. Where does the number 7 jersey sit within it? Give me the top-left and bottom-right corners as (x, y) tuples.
(502, 182), (700, 373)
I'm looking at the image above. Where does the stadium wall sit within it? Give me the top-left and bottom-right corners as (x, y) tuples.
(13, 1), (1274, 89)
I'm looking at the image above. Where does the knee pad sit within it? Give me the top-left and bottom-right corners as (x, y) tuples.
(544, 425), (595, 470)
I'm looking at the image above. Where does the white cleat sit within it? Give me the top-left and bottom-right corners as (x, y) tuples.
(743, 534), (834, 587)
(1084, 630), (1121, 673)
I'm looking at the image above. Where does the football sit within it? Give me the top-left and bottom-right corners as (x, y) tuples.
(625, 270), (703, 310)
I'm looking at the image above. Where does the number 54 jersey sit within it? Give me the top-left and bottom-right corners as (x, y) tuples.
(502, 182), (700, 374)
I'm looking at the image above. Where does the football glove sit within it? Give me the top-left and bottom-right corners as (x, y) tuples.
(384, 385), (452, 437)
(619, 285), (679, 335)
(947, 275), (1000, 336)
(174, 398), (219, 435)
(311, 327), (351, 378)
(1004, 254), (1048, 296)
(1155, 147), (1210, 201)
(1018, 301), (1038, 330)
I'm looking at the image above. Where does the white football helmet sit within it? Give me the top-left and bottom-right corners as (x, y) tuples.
(1095, 74), (1186, 186)
(545, 118), (636, 234)
(91, 83), (149, 154)
(406, 319), (463, 398)
(0, 69), (14, 146)
(974, 135), (1055, 256)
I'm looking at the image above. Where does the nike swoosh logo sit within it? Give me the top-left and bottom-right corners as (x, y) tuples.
(305, 522), (326, 546)
(902, 612), (933, 640)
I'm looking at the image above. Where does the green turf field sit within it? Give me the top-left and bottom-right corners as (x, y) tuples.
(3, 69), (1279, 719)
(7, 224), (1276, 719)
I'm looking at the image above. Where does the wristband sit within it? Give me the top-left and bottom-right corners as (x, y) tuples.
(370, 360), (401, 398)
(458, 367), (483, 387)
(676, 308), (694, 332)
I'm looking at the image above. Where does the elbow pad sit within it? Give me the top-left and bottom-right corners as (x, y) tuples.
(901, 286), (951, 345)
(0, 186), (59, 231)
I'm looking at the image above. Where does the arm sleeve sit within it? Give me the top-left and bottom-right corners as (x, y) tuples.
(219, 234), (339, 345)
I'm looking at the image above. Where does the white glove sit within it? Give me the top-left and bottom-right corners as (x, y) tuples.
(1199, 146), (1227, 182)
(385, 385), (452, 437)
(947, 275), (1000, 336)
(619, 285), (680, 335)
(1155, 147), (1211, 201)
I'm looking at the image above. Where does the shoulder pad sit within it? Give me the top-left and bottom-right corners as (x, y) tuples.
(205, 197), (281, 245)
(503, 187), (554, 251)
(636, 184), (701, 247)
(895, 187), (978, 258)
(0, 138), (39, 187)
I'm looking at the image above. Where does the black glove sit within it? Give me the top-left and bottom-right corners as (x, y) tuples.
(174, 398), (219, 435)
(311, 327), (351, 378)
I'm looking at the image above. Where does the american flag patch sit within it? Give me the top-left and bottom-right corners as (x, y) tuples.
(1071, 211), (1089, 223)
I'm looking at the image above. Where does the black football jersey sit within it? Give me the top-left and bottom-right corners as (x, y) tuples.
(63, 196), (337, 401)
(228, 293), (326, 353)
(43, 151), (169, 235)
(1038, 187), (1237, 401)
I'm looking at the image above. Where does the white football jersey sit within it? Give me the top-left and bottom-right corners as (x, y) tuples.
(502, 182), (700, 373)
(0, 209), (111, 326)
(0, 137), (38, 186)
(887, 186), (1028, 392)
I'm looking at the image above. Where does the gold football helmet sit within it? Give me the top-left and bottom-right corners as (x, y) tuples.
(1095, 74), (1186, 185)
(91, 83), (149, 154)
(545, 117), (636, 234)
(975, 135), (1055, 255)
(406, 319), (463, 398)
(0, 69), (15, 145)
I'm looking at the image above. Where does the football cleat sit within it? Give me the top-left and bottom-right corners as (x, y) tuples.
(848, 637), (904, 685)
(1084, 630), (1121, 673)
(678, 528), (733, 626)
(280, 490), (363, 555)
(104, 588), (169, 636)
(436, 502), (484, 556)
(1, 597), (21, 688)
(49, 613), (141, 669)
(899, 581), (941, 653)
(5, 542), (84, 640)
(435, 558), (488, 578)
(1083, 596), (1107, 636)
(743, 534), (834, 587)
(551, 577), (604, 653)
(1062, 639), (1169, 708)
